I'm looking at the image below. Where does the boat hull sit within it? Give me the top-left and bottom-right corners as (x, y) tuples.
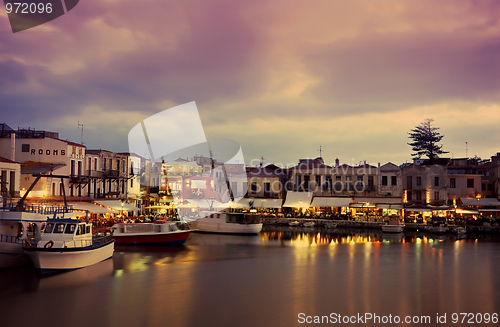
(113, 230), (192, 245)
(190, 220), (262, 235)
(382, 225), (405, 233)
(25, 240), (114, 274)
(425, 226), (449, 234)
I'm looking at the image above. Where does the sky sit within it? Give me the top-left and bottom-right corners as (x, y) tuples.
(1, 0), (499, 168)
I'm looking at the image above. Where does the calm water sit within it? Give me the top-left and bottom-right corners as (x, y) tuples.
(1, 227), (500, 327)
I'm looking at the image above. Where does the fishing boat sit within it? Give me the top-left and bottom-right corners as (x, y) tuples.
(382, 215), (405, 233)
(188, 211), (262, 234)
(0, 174), (78, 269)
(450, 226), (467, 236)
(289, 220), (300, 227)
(24, 216), (114, 275)
(111, 220), (193, 245)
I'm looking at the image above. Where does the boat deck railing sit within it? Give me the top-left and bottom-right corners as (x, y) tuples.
(59, 235), (112, 248)
(0, 203), (77, 215)
(0, 234), (21, 244)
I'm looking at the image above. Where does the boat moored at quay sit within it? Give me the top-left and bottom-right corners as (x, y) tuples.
(111, 220), (193, 246)
(23, 215), (114, 275)
(381, 215), (405, 233)
(188, 211), (263, 235)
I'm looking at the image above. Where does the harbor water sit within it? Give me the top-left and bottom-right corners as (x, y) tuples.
(1, 227), (500, 327)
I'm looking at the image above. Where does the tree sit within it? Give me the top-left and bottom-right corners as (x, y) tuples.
(408, 119), (448, 160)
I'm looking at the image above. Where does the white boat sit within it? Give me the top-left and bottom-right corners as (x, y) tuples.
(289, 220), (300, 227)
(188, 211), (262, 234)
(382, 216), (405, 233)
(450, 226), (467, 236)
(325, 222), (337, 229)
(0, 207), (47, 268)
(303, 221), (315, 228)
(425, 217), (449, 234)
(24, 217), (114, 275)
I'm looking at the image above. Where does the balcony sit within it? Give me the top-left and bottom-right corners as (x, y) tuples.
(70, 175), (90, 184)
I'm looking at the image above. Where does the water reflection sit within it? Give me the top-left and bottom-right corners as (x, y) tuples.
(1, 229), (500, 327)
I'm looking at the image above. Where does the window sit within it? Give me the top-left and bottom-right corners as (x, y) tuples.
(382, 176), (388, 186)
(368, 175), (374, 186)
(264, 183), (270, 194)
(357, 175), (363, 182)
(488, 184), (493, 191)
(232, 182), (238, 195)
(21, 144), (30, 152)
(416, 191), (421, 201)
(65, 224), (76, 234)
(44, 223), (54, 233)
(467, 179), (474, 188)
(54, 223), (65, 233)
(86, 226), (91, 234)
(450, 178), (456, 188)
(407, 191), (412, 201)
(391, 176), (397, 186)
(434, 191), (439, 200)
(407, 176), (413, 189)
(94, 158), (97, 171)
(335, 176), (341, 181)
(251, 182), (257, 193)
(296, 175), (301, 187)
(316, 175), (321, 186)
(325, 176), (332, 190)
(482, 183), (486, 191)
(434, 176), (439, 187)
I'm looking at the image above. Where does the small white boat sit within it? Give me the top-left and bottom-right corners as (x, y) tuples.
(425, 217), (449, 234)
(24, 217), (114, 275)
(188, 211), (262, 234)
(325, 222), (337, 229)
(303, 221), (315, 228)
(450, 226), (467, 235)
(289, 220), (300, 227)
(382, 216), (405, 233)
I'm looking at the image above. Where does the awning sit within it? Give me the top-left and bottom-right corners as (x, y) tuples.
(350, 203), (376, 208)
(460, 198), (500, 206)
(283, 192), (312, 208)
(353, 197), (402, 204)
(94, 200), (140, 212)
(456, 208), (479, 214)
(311, 197), (352, 208)
(253, 198), (283, 208)
(376, 204), (404, 209)
(405, 206), (432, 212)
(187, 199), (228, 209)
(68, 202), (117, 214)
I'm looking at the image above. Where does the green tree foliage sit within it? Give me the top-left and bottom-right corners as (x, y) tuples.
(408, 119), (448, 160)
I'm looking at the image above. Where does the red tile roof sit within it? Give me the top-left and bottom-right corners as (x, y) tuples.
(0, 156), (19, 164)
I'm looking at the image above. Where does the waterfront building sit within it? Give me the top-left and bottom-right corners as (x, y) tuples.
(246, 165), (286, 199)
(0, 124), (86, 200)
(401, 163), (448, 206)
(378, 162), (403, 198)
(289, 157), (379, 197)
(0, 156), (21, 199)
(84, 150), (130, 199)
(446, 158), (483, 206)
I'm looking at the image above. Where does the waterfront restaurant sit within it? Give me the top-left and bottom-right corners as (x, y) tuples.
(309, 196), (352, 216)
(460, 197), (500, 220)
(350, 197), (403, 221)
(282, 191), (313, 215)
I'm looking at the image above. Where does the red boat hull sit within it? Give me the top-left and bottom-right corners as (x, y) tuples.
(112, 231), (192, 246)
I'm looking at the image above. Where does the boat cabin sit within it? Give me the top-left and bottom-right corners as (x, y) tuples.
(203, 212), (261, 224)
(40, 219), (93, 248)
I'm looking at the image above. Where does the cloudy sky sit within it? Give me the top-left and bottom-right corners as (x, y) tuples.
(1, 0), (499, 167)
